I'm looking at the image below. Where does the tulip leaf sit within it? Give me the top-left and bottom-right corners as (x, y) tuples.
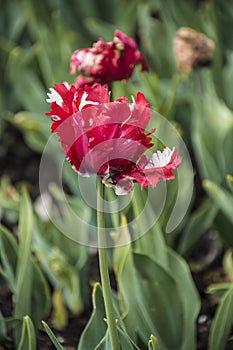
(191, 73), (233, 183)
(48, 183), (91, 246)
(223, 51), (233, 108)
(12, 189), (51, 345)
(6, 111), (51, 153)
(203, 180), (233, 246)
(94, 323), (140, 350)
(32, 220), (87, 319)
(78, 281), (137, 350)
(0, 222), (51, 329)
(203, 180), (233, 226)
(14, 189), (34, 345)
(116, 321), (143, 350)
(223, 250), (233, 280)
(77, 283), (107, 350)
(52, 287), (68, 330)
(167, 249), (200, 349)
(17, 316), (36, 350)
(133, 253), (184, 349)
(178, 199), (218, 255)
(114, 215), (199, 349)
(93, 326), (142, 350)
(94, 331), (111, 350)
(0, 223), (18, 291)
(89, 322), (139, 350)
(148, 334), (160, 350)
(208, 285), (233, 350)
(206, 283), (233, 298)
(113, 215), (140, 341)
(192, 125), (222, 183)
(6, 45), (47, 113)
(226, 174), (233, 194)
(115, 326), (138, 350)
(42, 321), (65, 350)
(0, 311), (7, 343)
(132, 186), (169, 268)
(31, 260), (51, 326)
(49, 247), (83, 315)
(0, 176), (20, 213)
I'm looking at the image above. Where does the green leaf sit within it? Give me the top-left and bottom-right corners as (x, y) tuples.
(113, 216), (138, 341)
(223, 49), (233, 108)
(84, 18), (117, 40)
(6, 111), (51, 153)
(133, 223), (169, 269)
(48, 183), (91, 245)
(215, 211), (233, 247)
(203, 180), (233, 226)
(0, 221), (51, 330)
(5, 317), (21, 333)
(78, 281), (135, 350)
(133, 253), (184, 349)
(48, 247), (83, 315)
(31, 260), (51, 326)
(138, 2), (175, 76)
(131, 186), (168, 268)
(116, 325), (138, 350)
(6, 46), (47, 112)
(52, 287), (68, 330)
(15, 191), (33, 308)
(0, 176), (20, 212)
(17, 316), (36, 350)
(208, 285), (233, 350)
(0, 224), (18, 291)
(167, 249), (200, 349)
(94, 331), (111, 350)
(223, 250), (233, 280)
(206, 283), (233, 298)
(178, 199), (218, 255)
(192, 126), (222, 183)
(78, 283), (107, 350)
(42, 321), (65, 350)
(148, 334), (160, 350)
(32, 222), (87, 318)
(116, 321), (142, 350)
(222, 126), (233, 176)
(14, 189), (34, 345)
(0, 311), (7, 343)
(94, 326), (140, 350)
(115, 215), (199, 349)
(226, 174), (233, 194)
(191, 72), (233, 182)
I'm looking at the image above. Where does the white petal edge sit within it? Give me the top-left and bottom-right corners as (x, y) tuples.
(146, 146), (175, 169)
(76, 51), (102, 70)
(79, 92), (99, 110)
(46, 88), (63, 107)
(114, 180), (134, 196)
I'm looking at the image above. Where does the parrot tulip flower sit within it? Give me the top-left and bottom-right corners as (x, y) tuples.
(46, 83), (181, 195)
(70, 30), (148, 87)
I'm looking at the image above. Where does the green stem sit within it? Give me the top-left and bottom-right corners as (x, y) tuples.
(97, 178), (120, 350)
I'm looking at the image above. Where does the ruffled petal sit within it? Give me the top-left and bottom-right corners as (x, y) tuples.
(129, 147), (182, 190)
(46, 83), (181, 193)
(69, 30), (148, 85)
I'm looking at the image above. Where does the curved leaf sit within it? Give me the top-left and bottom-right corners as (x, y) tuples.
(208, 285), (233, 350)
(17, 316), (36, 350)
(42, 321), (65, 350)
(78, 283), (107, 350)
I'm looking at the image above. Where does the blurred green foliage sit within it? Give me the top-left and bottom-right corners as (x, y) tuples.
(1, 0), (233, 349)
